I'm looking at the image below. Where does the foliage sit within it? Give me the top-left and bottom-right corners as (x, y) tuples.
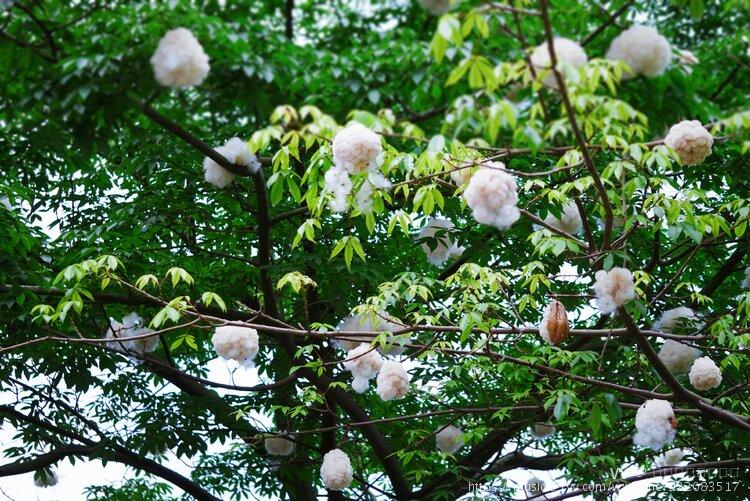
(1, 0), (749, 499)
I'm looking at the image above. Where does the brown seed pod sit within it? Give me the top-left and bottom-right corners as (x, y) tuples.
(669, 416), (678, 429)
(544, 300), (569, 345)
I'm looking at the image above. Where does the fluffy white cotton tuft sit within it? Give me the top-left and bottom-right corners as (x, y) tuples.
(658, 340), (701, 374)
(104, 313), (159, 355)
(543, 201), (583, 235)
(419, 0), (451, 15)
(633, 399), (677, 450)
(664, 120), (714, 166)
(655, 448), (684, 467)
(343, 344), (384, 393)
(264, 432), (295, 456)
(593, 267), (636, 314)
(212, 326), (259, 365)
(606, 25), (671, 78)
(336, 313), (409, 355)
(0, 196), (11, 211)
(436, 424), (464, 454)
(531, 423), (556, 439)
(324, 164), (353, 212)
(203, 137), (261, 188)
(34, 470), (58, 488)
(419, 218), (463, 266)
(689, 356), (722, 391)
(332, 122), (381, 174)
(320, 449), (353, 491)
(525, 477), (546, 498)
(654, 307), (698, 333)
(743, 266), (750, 289)
(376, 360), (409, 401)
(463, 165), (520, 230)
(150, 28), (210, 88)
(530, 38), (588, 89)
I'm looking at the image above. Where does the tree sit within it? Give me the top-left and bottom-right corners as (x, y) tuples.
(1, 0), (749, 499)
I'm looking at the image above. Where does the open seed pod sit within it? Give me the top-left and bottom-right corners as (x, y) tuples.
(669, 415), (678, 429)
(540, 300), (569, 345)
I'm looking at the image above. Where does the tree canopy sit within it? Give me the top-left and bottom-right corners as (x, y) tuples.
(1, 0), (749, 499)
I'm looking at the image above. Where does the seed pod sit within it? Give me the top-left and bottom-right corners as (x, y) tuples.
(669, 416), (678, 429)
(541, 300), (569, 345)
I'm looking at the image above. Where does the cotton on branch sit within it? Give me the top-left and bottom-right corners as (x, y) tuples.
(150, 28), (210, 88)
(689, 356), (722, 391)
(264, 432), (295, 456)
(633, 399), (677, 450)
(539, 300), (569, 345)
(104, 312), (158, 355)
(332, 122), (382, 174)
(655, 448), (684, 467)
(418, 218), (464, 266)
(664, 120), (714, 165)
(531, 423), (556, 439)
(654, 307), (698, 333)
(463, 165), (520, 230)
(203, 137), (261, 188)
(343, 343), (384, 393)
(211, 326), (259, 366)
(376, 360), (409, 401)
(543, 202), (583, 235)
(326, 122), (389, 212)
(436, 424), (464, 454)
(592, 267), (636, 314)
(320, 449), (353, 491)
(33, 470), (58, 488)
(606, 25), (671, 78)
(658, 340), (702, 374)
(530, 38), (588, 89)
(335, 313), (409, 355)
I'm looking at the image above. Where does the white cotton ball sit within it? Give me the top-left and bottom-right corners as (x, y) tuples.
(658, 340), (702, 374)
(265, 432), (295, 456)
(419, 218), (461, 266)
(104, 314), (158, 355)
(34, 470), (58, 488)
(689, 356), (722, 391)
(150, 28), (210, 88)
(633, 399), (677, 450)
(654, 307), (698, 333)
(463, 165), (520, 230)
(530, 38), (588, 89)
(743, 266), (750, 289)
(343, 344), (384, 393)
(531, 423), (556, 439)
(664, 120), (714, 166)
(353, 171), (392, 213)
(525, 477), (545, 498)
(331, 122), (381, 174)
(606, 25), (671, 78)
(320, 449), (353, 491)
(419, 0), (451, 15)
(0, 196), (12, 211)
(212, 326), (259, 365)
(336, 313), (410, 356)
(593, 267), (636, 314)
(376, 361), (409, 401)
(324, 164), (353, 212)
(436, 424), (464, 454)
(655, 448), (684, 467)
(204, 137), (261, 188)
(543, 202), (583, 235)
